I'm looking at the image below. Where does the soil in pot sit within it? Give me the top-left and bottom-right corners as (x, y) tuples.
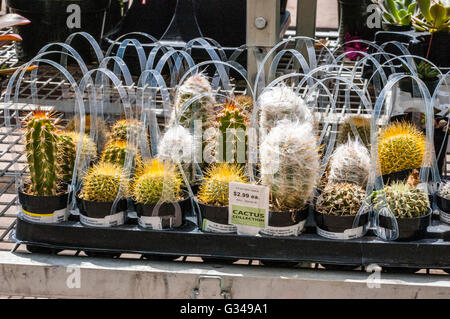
(315, 210), (369, 240)
(377, 209), (431, 241)
(76, 195), (127, 227)
(198, 202), (236, 233)
(135, 196), (192, 229)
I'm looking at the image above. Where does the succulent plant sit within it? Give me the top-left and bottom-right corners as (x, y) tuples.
(316, 183), (367, 216)
(132, 159), (183, 205)
(378, 121), (426, 175)
(260, 120), (320, 211)
(172, 73), (216, 130)
(111, 118), (146, 143)
(259, 84), (313, 133)
(337, 116), (371, 147)
(413, 0), (449, 33)
(417, 60), (440, 81)
(24, 110), (59, 196)
(373, 0), (416, 26)
(373, 182), (429, 218)
(65, 114), (109, 151)
(438, 181), (450, 199)
(101, 140), (142, 171)
(215, 99), (249, 163)
(57, 131), (97, 183)
(79, 162), (129, 202)
(328, 139), (371, 187)
(198, 163), (247, 207)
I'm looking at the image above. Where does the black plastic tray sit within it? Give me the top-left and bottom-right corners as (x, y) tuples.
(11, 213), (450, 269)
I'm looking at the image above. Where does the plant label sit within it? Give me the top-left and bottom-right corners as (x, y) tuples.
(228, 182), (270, 236)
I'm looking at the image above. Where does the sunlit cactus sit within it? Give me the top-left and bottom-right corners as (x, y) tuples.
(316, 183), (366, 216)
(337, 115), (371, 147)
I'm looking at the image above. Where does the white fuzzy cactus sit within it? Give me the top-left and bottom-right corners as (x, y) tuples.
(328, 139), (371, 188)
(260, 120), (320, 211)
(258, 84), (313, 133)
(439, 181), (450, 199)
(157, 125), (195, 164)
(171, 73), (216, 129)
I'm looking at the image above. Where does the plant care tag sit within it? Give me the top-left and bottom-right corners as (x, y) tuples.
(138, 216), (164, 229)
(20, 206), (68, 224)
(440, 211), (450, 224)
(260, 220), (306, 237)
(202, 218), (237, 233)
(80, 211), (125, 228)
(228, 182), (270, 236)
(317, 226), (365, 240)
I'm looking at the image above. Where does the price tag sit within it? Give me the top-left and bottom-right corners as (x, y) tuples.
(228, 182), (270, 236)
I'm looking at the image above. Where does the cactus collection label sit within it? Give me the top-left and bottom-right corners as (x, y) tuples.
(20, 206), (68, 224)
(228, 182), (269, 236)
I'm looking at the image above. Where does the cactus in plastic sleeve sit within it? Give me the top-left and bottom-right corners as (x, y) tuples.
(24, 110), (59, 196)
(57, 131), (97, 183)
(438, 181), (450, 199)
(373, 182), (429, 218)
(79, 162), (129, 202)
(235, 94), (254, 114)
(259, 84), (313, 133)
(101, 140), (142, 169)
(316, 183), (366, 216)
(337, 115), (371, 147)
(65, 114), (109, 151)
(215, 100), (249, 163)
(198, 163), (247, 207)
(260, 120), (320, 211)
(132, 159), (183, 205)
(172, 73), (216, 129)
(378, 121), (426, 175)
(157, 125), (194, 163)
(328, 139), (370, 187)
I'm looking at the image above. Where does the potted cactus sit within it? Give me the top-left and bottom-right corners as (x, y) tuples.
(197, 163), (247, 233)
(260, 120), (320, 236)
(132, 159), (191, 229)
(372, 182), (431, 240)
(315, 183), (368, 238)
(437, 181), (450, 222)
(77, 162), (129, 227)
(19, 110), (70, 222)
(337, 116), (371, 148)
(399, 60), (441, 97)
(101, 140), (143, 170)
(378, 121), (426, 183)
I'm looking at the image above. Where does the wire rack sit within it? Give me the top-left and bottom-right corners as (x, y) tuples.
(0, 28), (448, 274)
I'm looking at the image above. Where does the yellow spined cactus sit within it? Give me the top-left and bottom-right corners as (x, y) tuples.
(378, 122), (425, 175)
(198, 163), (247, 207)
(132, 159), (183, 205)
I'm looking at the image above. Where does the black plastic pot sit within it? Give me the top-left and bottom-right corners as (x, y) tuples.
(198, 202), (229, 225)
(76, 195), (127, 219)
(398, 77), (440, 98)
(338, 0), (377, 43)
(6, 0), (110, 62)
(436, 194), (450, 214)
(382, 23), (413, 32)
(377, 209), (431, 241)
(434, 117), (449, 176)
(420, 32), (450, 68)
(267, 207), (309, 228)
(382, 168), (416, 185)
(134, 196), (192, 229)
(314, 210), (368, 234)
(18, 185), (69, 215)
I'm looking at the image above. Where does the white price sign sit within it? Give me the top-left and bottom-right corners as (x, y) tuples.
(228, 182), (270, 236)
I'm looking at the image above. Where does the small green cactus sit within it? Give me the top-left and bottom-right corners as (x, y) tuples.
(79, 162), (129, 202)
(111, 118), (145, 142)
(337, 116), (371, 148)
(132, 159), (183, 205)
(57, 131), (97, 183)
(25, 110), (59, 196)
(373, 182), (429, 218)
(438, 181), (450, 200)
(198, 163), (247, 207)
(101, 140), (142, 170)
(316, 183), (366, 216)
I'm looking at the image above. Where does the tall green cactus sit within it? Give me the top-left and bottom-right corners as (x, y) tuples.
(25, 111), (59, 196)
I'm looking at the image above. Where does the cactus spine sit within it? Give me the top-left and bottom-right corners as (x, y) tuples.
(215, 100), (248, 163)
(235, 94), (254, 114)
(328, 139), (370, 187)
(101, 140), (142, 171)
(337, 116), (371, 147)
(378, 121), (426, 175)
(373, 182), (429, 218)
(25, 111), (59, 196)
(198, 163), (247, 207)
(259, 84), (313, 133)
(57, 131), (97, 183)
(132, 159), (183, 205)
(79, 162), (129, 202)
(260, 120), (320, 211)
(111, 119), (145, 142)
(316, 183), (366, 216)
